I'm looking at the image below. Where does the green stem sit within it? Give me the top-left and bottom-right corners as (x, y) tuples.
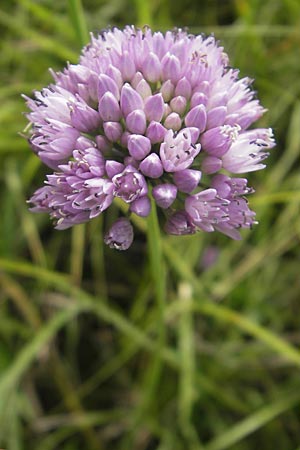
(178, 282), (203, 449)
(70, 224), (85, 286)
(147, 197), (165, 323)
(133, 0), (153, 27)
(140, 197), (166, 411)
(68, 0), (89, 48)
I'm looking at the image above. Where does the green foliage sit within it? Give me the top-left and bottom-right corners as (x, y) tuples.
(1, 0), (300, 449)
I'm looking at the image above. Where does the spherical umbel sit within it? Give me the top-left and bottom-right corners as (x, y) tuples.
(24, 26), (275, 249)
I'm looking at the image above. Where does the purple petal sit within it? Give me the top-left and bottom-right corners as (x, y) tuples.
(160, 129), (201, 172)
(206, 106), (227, 129)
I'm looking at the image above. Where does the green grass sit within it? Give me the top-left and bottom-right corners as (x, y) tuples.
(1, 0), (300, 449)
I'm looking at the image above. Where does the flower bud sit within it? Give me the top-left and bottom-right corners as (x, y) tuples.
(95, 135), (110, 153)
(131, 72), (144, 88)
(164, 112), (182, 130)
(136, 79), (152, 99)
(67, 64), (92, 83)
(161, 52), (181, 83)
(130, 195), (151, 217)
(144, 94), (164, 122)
(126, 109), (147, 134)
(160, 80), (174, 101)
(152, 184), (177, 208)
(98, 73), (120, 101)
(76, 136), (97, 151)
(99, 92), (121, 122)
(70, 102), (101, 133)
(120, 83), (144, 116)
(142, 52), (162, 83)
(175, 77), (192, 99)
(173, 169), (201, 193)
(105, 160), (124, 178)
(103, 121), (123, 142)
(202, 156), (222, 174)
(163, 103), (172, 118)
(106, 65), (123, 90)
(104, 218), (134, 250)
(146, 121), (166, 144)
(139, 153), (164, 178)
(170, 96), (187, 115)
(120, 50), (136, 81)
(184, 104), (207, 132)
(190, 92), (208, 108)
(120, 131), (130, 147)
(127, 135), (151, 160)
(196, 80), (210, 95)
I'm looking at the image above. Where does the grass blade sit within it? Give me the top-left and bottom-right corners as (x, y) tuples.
(206, 389), (300, 450)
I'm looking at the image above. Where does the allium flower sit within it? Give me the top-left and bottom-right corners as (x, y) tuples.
(24, 26), (275, 249)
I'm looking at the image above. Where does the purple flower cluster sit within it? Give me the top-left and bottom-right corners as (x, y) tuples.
(24, 26), (275, 250)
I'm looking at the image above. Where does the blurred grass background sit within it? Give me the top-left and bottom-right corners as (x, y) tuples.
(1, 0), (300, 449)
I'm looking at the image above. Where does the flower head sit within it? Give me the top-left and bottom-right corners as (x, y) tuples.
(24, 26), (274, 249)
